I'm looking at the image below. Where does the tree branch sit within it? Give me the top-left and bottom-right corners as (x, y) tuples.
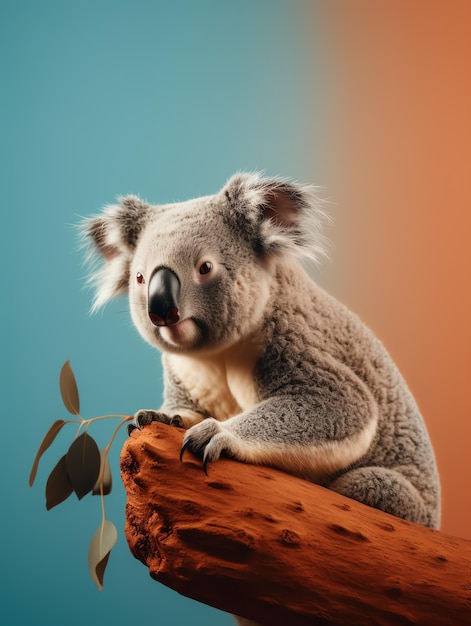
(120, 423), (471, 625)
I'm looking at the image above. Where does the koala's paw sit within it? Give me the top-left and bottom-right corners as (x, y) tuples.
(180, 418), (234, 474)
(128, 409), (179, 435)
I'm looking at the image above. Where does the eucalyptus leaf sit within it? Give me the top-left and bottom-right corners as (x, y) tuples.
(59, 360), (80, 415)
(46, 455), (73, 510)
(66, 433), (101, 500)
(88, 519), (118, 591)
(92, 450), (113, 496)
(29, 420), (67, 487)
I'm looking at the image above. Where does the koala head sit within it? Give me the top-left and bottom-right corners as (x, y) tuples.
(83, 173), (327, 354)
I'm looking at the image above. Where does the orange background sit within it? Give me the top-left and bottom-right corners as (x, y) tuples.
(311, 1), (471, 538)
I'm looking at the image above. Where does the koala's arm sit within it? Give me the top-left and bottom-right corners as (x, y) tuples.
(132, 355), (210, 431)
(181, 355), (379, 481)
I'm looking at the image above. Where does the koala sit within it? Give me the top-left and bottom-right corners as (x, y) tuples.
(84, 173), (440, 611)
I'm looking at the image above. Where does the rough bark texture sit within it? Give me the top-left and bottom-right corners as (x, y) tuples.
(120, 423), (471, 626)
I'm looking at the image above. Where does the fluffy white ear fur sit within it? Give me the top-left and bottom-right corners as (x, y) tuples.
(86, 253), (130, 313)
(81, 196), (149, 312)
(221, 172), (330, 265)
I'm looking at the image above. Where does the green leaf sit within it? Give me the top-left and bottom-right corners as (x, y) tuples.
(29, 420), (67, 487)
(88, 520), (118, 591)
(66, 433), (101, 500)
(45, 455), (73, 510)
(92, 450), (113, 496)
(59, 360), (80, 415)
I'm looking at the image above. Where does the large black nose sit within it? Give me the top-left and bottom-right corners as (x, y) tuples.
(148, 267), (181, 326)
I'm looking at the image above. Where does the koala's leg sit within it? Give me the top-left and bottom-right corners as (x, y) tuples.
(129, 358), (211, 434)
(328, 466), (431, 526)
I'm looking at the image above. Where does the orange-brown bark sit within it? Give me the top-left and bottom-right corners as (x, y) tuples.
(120, 423), (471, 625)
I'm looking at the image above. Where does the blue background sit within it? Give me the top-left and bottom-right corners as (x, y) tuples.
(1, 2), (327, 624)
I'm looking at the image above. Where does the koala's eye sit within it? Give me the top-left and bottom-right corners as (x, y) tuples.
(136, 272), (145, 284)
(199, 261), (213, 275)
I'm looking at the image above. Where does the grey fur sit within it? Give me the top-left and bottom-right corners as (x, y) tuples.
(83, 172), (440, 622)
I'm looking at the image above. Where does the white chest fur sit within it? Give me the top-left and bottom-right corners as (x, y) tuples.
(167, 339), (261, 421)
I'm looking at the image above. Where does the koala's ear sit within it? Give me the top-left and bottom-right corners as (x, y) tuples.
(220, 172), (330, 264)
(81, 195), (151, 311)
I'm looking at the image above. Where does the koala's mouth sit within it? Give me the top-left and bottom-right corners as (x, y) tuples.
(158, 318), (200, 348)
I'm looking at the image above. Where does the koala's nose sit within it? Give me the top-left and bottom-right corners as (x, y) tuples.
(148, 267), (181, 326)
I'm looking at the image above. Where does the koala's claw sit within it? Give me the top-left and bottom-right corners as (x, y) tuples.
(180, 419), (229, 473)
(179, 438), (192, 463)
(202, 454), (210, 476)
(170, 414), (184, 428)
(128, 409), (172, 436)
(179, 438), (214, 475)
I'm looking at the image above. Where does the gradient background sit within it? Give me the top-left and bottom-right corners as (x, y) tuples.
(1, 2), (470, 624)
